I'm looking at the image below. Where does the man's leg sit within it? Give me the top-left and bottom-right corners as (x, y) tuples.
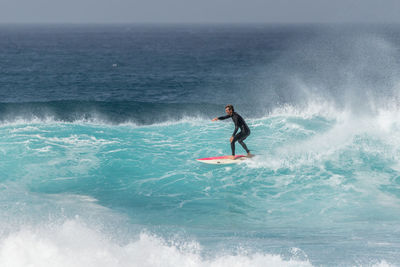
(230, 138), (236, 156)
(238, 139), (250, 154)
(231, 132), (247, 156)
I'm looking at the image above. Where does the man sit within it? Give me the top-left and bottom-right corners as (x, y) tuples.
(212, 104), (252, 160)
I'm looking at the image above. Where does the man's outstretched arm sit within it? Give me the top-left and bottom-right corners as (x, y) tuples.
(212, 115), (230, 121)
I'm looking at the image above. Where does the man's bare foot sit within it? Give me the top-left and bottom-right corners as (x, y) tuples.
(228, 155), (236, 160)
(246, 153), (254, 158)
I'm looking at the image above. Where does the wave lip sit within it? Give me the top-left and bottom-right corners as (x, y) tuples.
(0, 100), (222, 126)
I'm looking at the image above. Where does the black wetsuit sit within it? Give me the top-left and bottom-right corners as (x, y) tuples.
(218, 112), (250, 156)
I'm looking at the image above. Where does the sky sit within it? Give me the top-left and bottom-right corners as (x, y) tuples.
(1, 0), (400, 24)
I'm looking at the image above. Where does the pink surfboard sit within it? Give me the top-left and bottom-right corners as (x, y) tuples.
(196, 155), (247, 164)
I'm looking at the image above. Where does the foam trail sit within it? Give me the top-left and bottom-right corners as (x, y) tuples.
(0, 220), (312, 267)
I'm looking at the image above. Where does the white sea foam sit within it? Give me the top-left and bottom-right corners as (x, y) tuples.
(0, 220), (313, 267)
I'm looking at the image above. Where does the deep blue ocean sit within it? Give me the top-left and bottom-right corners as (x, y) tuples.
(1, 24), (400, 266)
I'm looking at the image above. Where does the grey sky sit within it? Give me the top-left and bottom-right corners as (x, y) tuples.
(1, 0), (400, 24)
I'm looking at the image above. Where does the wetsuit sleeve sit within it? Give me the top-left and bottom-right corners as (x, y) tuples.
(218, 115), (230, 120)
(232, 116), (239, 136)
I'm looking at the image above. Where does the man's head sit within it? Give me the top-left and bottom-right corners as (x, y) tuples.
(225, 104), (234, 116)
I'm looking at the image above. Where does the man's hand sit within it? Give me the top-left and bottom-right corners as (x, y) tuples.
(212, 117), (218, 121)
(230, 136), (234, 143)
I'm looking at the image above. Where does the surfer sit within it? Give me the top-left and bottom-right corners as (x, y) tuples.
(212, 105), (252, 160)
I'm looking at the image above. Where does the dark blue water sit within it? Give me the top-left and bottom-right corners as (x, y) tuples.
(1, 24), (400, 266)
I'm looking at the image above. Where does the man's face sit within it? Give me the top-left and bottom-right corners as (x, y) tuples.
(225, 108), (232, 116)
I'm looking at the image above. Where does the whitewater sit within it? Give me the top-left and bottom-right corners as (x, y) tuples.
(1, 24), (400, 266)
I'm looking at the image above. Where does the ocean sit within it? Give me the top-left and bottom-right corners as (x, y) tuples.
(1, 23), (400, 266)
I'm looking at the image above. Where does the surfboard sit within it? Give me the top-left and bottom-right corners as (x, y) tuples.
(196, 155), (247, 164)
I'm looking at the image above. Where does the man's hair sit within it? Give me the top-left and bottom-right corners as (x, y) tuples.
(225, 104), (234, 112)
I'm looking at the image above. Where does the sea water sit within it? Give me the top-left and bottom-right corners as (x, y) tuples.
(1, 24), (400, 266)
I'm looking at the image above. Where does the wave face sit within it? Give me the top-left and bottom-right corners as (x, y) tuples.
(1, 24), (400, 266)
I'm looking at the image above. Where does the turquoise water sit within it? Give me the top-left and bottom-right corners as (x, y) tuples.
(2, 104), (400, 266)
